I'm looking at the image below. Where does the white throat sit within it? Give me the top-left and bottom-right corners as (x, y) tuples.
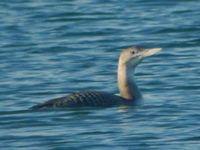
(117, 60), (142, 102)
(117, 46), (162, 103)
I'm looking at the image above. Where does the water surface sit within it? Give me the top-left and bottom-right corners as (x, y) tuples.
(0, 0), (200, 149)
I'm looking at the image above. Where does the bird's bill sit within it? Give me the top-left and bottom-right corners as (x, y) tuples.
(141, 48), (162, 57)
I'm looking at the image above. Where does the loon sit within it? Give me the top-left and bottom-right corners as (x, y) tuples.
(30, 46), (162, 109)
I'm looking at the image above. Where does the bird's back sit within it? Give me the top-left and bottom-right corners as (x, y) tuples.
(30, 91), (123, 109)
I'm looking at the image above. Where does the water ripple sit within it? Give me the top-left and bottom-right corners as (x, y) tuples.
(0, 0), (200, 149)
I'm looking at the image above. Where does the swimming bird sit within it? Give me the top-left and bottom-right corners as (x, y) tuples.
(30, 46), (162, 109)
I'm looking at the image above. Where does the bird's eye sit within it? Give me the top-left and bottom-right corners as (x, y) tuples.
(131, 51), (135, 54)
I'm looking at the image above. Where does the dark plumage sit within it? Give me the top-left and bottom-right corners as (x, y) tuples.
(30, 91), (123, 109)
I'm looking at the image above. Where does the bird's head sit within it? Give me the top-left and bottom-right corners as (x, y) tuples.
(119, 46), (162, 68)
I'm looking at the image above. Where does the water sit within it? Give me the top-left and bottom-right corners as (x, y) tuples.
(0, 0), (200, 149)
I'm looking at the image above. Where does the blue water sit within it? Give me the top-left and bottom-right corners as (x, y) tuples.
(0, 0), (200, 149)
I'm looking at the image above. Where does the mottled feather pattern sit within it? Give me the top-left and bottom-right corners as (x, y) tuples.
(30, 91), (123, 109)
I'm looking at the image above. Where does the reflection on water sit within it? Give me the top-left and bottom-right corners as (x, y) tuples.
(0, 0), (200, 149)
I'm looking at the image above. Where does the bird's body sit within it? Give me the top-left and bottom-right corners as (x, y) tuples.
(31, 91), (124, 109)
(30, 46), (162, 109)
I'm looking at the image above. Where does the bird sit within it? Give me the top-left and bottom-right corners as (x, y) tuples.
(30, 46), (162, 109)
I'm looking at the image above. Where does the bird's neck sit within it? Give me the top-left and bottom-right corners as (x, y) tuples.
(117, 63), (142, 103)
